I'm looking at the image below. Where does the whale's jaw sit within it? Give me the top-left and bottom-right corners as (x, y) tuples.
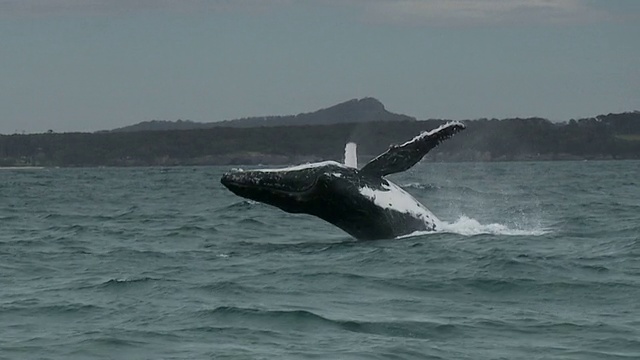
(220, 162), (354, 214)
(221, 171), (314, 214)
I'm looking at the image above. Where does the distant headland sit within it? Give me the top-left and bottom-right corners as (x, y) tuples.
(1, 98), (639, 167)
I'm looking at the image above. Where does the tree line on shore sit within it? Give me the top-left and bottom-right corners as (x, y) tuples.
(1, 112), (639, 167)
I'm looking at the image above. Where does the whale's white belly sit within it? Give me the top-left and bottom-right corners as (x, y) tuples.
(358, 180), (440, 228)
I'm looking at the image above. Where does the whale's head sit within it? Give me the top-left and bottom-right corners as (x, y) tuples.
(220, 161), (360, 214)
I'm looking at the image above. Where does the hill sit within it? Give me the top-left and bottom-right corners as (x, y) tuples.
(2, 111), (640, 167)
(110, 97), (415, 132)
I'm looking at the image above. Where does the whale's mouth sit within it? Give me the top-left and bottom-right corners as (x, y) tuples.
(220, 169), (321, 213)
(221, 170), (316, 196)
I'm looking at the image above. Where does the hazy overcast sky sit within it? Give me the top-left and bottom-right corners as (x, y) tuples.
(1, 0), (638, 134)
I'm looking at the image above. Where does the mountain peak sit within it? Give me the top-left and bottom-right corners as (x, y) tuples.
(110, 97), (415, 132)
(330, 97), (386, 112)
(290, 97), (413, 126)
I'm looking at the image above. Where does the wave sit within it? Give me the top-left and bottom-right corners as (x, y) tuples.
(0, 302), (103, 315)
(103, 248), (171, 259)
(112, 206), (140, 219)
(398, 216), (550, 238)
(170, 224), (210, 232)
(45, 224), (88, 234)
(97, 277), (164, 288)
(440, 216), (551, 236)
(38, 208), (138, 222)
(237, 218), (267, 226)
(75, 336), (147, 348)
(194, 281), (253, 294)
(164, 224), (217, 237)
(217, 200), (259, 212)
(194, 306), (458, 339)
(231, 238), (356, 255)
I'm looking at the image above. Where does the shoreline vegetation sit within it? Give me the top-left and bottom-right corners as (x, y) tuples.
(2, 98), (639, 167)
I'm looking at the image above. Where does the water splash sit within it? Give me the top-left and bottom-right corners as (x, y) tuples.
(398, 216), (550, 238)
(344, 142), (357, 168)
(440, 216), (550, 236)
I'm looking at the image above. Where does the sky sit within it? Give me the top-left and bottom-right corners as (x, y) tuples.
(1, 0), (639, 134)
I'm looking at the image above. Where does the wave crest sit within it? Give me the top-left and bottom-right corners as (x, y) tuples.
(440, 216), (549, 236)
(399, 216), (550, 238)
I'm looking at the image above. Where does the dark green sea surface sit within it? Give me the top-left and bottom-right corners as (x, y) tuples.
(1, 161), (639, 359)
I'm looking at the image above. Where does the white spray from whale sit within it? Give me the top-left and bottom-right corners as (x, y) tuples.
(397, 216), (550, 238)
(344, 142), (358, 169)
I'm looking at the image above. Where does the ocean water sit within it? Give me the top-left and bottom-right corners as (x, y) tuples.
(1, 161), (639, 359)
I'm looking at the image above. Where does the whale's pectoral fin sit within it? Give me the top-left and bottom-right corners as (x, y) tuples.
(360, 122), (466, 177)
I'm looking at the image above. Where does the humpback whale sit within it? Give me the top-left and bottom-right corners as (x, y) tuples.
(220, 122), (465, 240)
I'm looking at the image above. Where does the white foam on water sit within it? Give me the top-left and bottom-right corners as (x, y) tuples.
(397, 215), (550, 238)
(440, 216), (550, 236)
(344, 142), (357, 168)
